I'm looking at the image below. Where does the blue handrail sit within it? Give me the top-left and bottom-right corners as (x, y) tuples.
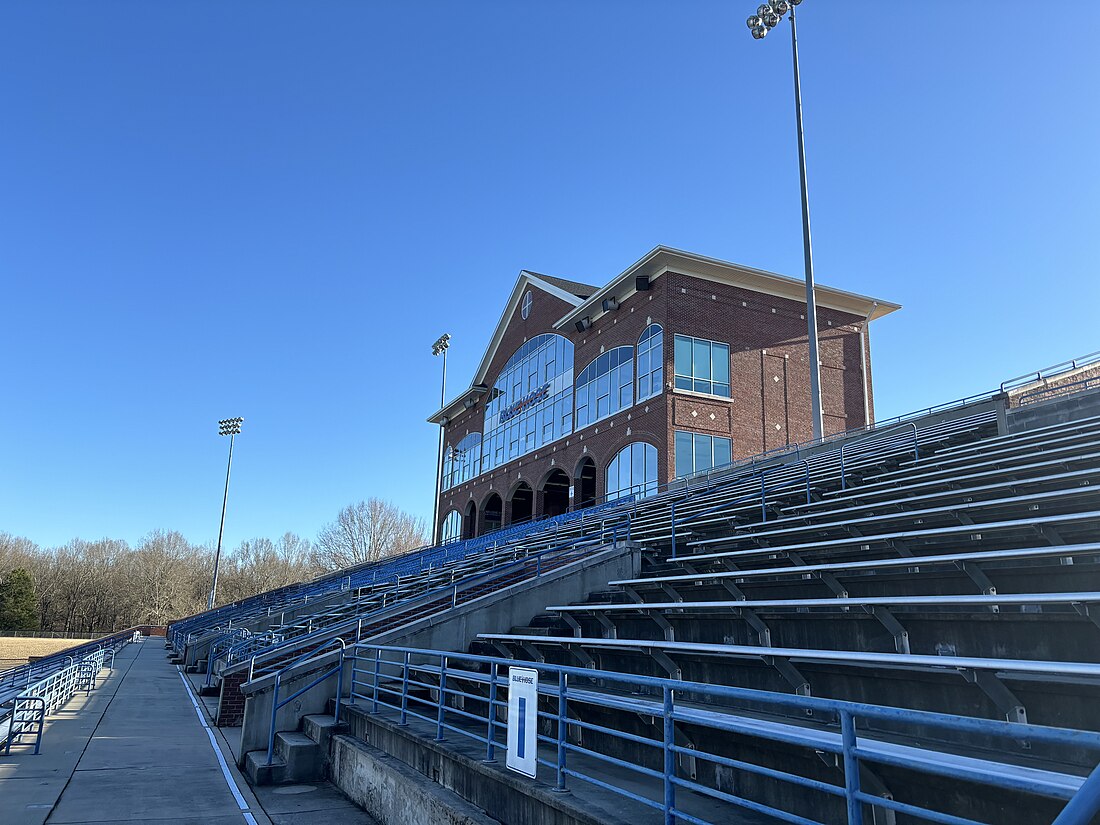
(344, 642), (1100, 825)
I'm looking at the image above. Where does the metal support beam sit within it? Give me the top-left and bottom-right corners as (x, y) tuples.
(961, 669), (1028, 725)
(863, 606), (911, 654)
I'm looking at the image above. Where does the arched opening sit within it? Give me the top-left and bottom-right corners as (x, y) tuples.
(482, 493), (503, 535)
(509, 482), (534, 525)
(463, 500), (478, 540)
(540, 469), (571, 518)
(576, 457), (597, 509)
(441, 510), (462, 544)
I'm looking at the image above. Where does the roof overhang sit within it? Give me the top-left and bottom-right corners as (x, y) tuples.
(553, 246), (900, 330)
(428, 384), (488, 426)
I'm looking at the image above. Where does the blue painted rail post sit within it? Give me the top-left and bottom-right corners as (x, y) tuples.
(399, 652), (410, 726)
(662, 685), (676, 825)
(435, 654), (447, 741)
(371, 648), (380, 713)
(483, 662), (498, 763)
(841, 710), (864, 825)
(555, 671), (568, 792)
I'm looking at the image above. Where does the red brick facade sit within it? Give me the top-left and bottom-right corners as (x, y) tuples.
(434, 251), (892, 540)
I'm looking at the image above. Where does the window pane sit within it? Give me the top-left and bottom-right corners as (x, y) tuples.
(675, 376), (692, 391)
(713, 343), (730, 384)
(675, 336), (692, 377)
(694, 433), (713, 472)
(693, 339), (711, 380)
(675, 431), (693, 478)
(714, 437), (732, 468)
(714, 382), (731, 398)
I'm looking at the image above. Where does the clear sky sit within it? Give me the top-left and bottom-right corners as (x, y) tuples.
(2, 2), (1097, 550)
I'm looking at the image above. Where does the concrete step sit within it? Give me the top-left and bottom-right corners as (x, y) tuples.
(275, 731), (323, 782)
(302, 713), (340, 751)
(243, 749), (287, 785)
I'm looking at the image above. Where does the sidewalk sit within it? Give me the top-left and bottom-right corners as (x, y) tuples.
(0, 639), (373, 825)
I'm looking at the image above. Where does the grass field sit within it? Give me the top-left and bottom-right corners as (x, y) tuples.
(0, 637), (85, 668)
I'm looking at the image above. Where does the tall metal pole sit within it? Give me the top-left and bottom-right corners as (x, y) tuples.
(431, 340), (449, 545)
(789, 5), (824, 442)
(208, 433), (234, 610)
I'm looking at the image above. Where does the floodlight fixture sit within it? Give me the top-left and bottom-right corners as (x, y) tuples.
(601, 297), (619, 312)
(575, 317), (592, 333)
(432, 333), (451, 356)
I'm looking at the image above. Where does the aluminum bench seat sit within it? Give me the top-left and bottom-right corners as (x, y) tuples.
(478, 633), (1100, 684)
(788, 450), (1100, 518)
(673, 510), (1100, 569)
(686, 487), (1100, 552)
(719, 467), (1100, 535)
(611, 543), (1100, 590)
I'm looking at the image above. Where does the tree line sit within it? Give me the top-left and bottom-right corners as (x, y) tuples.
(0, 498), (426, 633)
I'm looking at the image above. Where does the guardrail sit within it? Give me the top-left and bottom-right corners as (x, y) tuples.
(2, 638), (130, 755)
(343, 643), (1100, 825)
(243, 522), (631, 682)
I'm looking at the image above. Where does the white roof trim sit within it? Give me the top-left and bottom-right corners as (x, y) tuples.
(553, 246), (900, 329)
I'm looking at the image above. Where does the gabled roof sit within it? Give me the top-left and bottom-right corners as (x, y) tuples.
(553, 246), (900, 330)
(427, 271), (584, 424)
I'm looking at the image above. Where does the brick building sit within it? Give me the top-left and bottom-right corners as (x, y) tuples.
(429, 246), (899, 541)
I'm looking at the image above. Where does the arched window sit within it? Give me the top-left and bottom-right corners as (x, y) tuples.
(637, 324), (663, 401)
(443, 432), (482, 490)
(575, 346), (633, 430)
(441, 510), (462, 544)
(606, 442), (658, 501)
(482, 334), (574, 473)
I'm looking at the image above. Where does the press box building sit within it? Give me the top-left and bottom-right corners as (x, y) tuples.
(429, 246), (898, 542)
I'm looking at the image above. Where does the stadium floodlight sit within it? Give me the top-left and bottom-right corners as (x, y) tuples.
(744, 0), (824, 442)
(746, 15), (762, 28)
(208, 417), (244, 610)
(431, 333), (452, 546)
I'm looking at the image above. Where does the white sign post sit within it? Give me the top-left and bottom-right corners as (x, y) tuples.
(506, 667), (539, 778)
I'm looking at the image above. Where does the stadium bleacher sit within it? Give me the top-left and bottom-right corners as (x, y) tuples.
(162, 366), (1100, 825)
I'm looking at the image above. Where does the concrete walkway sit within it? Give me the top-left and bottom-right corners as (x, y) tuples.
(0, 639), (374, 825)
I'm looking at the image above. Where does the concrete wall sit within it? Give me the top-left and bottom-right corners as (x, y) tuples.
(330, 735), (501, 825)
(236, 542), (640, 762)
(1006, 387), (1100, 434)
(337, 708), (637, 825)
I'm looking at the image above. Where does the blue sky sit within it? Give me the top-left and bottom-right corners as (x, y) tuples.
(2, 2), (1097, 550)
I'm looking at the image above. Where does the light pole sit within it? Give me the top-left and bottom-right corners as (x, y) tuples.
(431, 334), (451, 545)
(208, 417), (243, 610)
(747, 0), (824, 441)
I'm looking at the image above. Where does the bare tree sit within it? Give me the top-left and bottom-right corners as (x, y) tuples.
(220, 532), (319, 602)
(312, 498), (427, 571)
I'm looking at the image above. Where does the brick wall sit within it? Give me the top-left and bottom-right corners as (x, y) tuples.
(437, 269), (873, 539)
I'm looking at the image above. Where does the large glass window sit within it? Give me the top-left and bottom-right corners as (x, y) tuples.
(441, 510), (462, 544)
(575, 346), (633, 429)
(637, 324), (663, 401)
(675, 431), (733, 478)
(443, 432), (482, 490)
(606, 442), (659, 501)
(674, 334), (730, 397)
(482, 334), (574, 473)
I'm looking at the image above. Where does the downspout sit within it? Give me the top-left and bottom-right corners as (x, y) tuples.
(860, 301), (878, 429)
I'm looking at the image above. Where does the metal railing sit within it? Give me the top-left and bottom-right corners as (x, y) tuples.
(243, 522), (631, 681)
(344, 643), (1100, 825)
(2, 642), (124, 755)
